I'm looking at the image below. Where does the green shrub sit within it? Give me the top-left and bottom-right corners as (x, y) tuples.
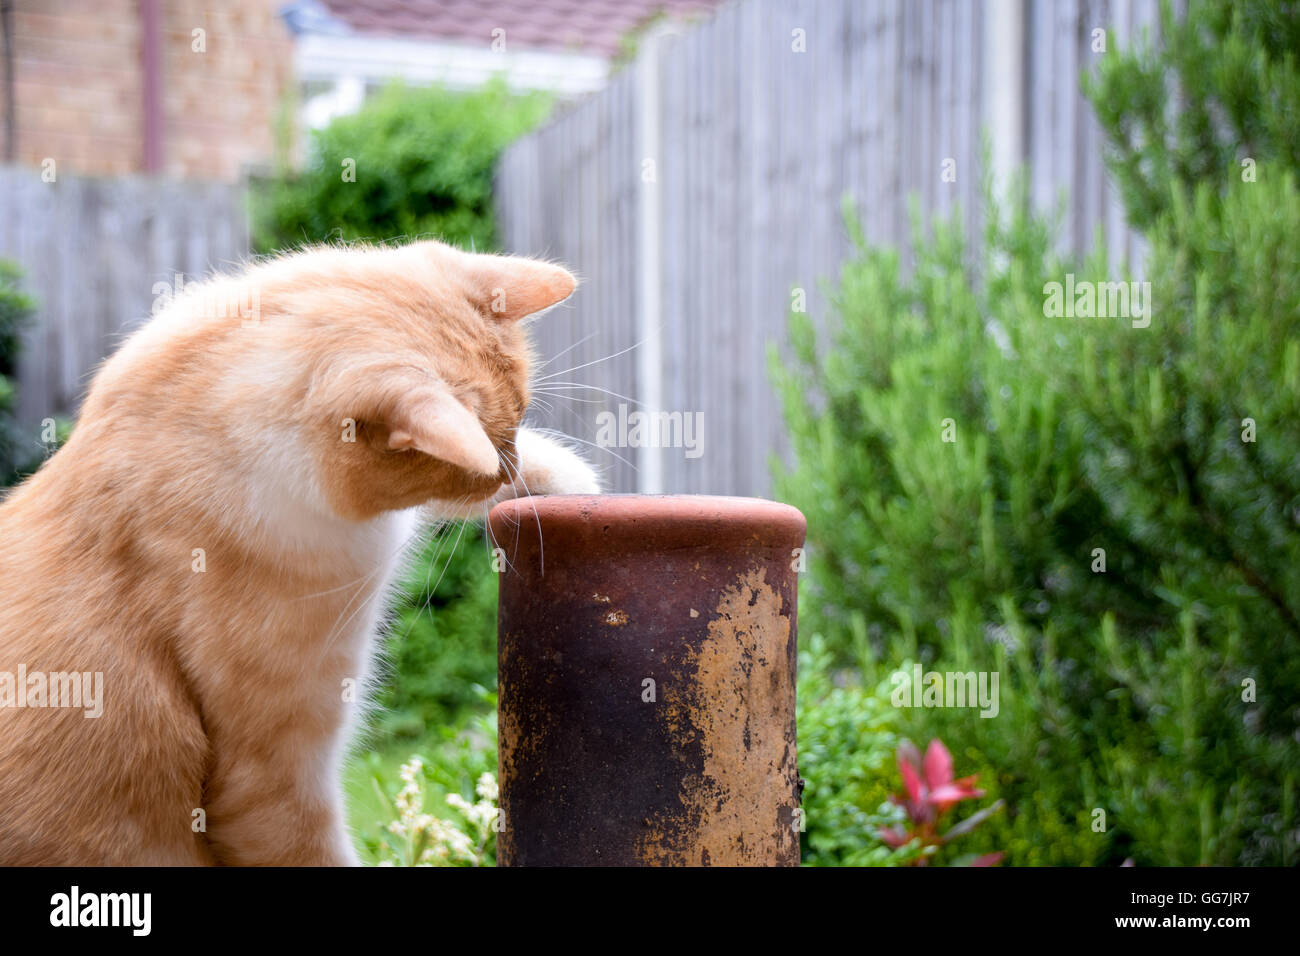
(374, 528), (499, 739)
(798, 633), (1019, 866)
(774, 0), (1300, 869)
(0, 261), (36, 487)
(775, 168), (1299, 865)
(349, 695), (500, 866)
(1085, 0), (1300, 232)
(796, 634), (907, 865)
(253, 79), (551, 253)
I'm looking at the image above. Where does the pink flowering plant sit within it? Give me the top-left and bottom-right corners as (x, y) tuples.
(878, 738), (1005, 866)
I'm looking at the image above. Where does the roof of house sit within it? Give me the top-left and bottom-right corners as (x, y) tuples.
(310, 0), (721, 57)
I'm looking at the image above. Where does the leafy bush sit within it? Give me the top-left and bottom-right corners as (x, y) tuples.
(774, 0), (1300, 869)
(797, 634), (1010, 866)
(373, 528), (499, 739)
(375, 758), (498, 867)
(775, 170), (1299, 866)
(0, 260), (35, 486)
(253, 79), (550, 253)
(350, 697), (500, 866)
(878, 737), (1004, 866)
(1085, 0), (1300, 232)
(795, 634), (907, 865)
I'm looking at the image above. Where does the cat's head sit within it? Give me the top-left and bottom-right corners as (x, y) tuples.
(94, 240), (578, 523)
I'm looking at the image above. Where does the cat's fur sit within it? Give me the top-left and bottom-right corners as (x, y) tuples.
(0, 240), (598, 865)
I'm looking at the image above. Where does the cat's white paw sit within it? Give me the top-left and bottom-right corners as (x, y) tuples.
(510, 427), (601, 496)
(422, 427), (600, 522)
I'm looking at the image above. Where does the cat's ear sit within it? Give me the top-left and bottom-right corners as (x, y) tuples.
(462, 253), (577, 322)
(386, 387), (500, 476)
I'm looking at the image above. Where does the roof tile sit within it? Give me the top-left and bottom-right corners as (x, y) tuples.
(317, 0), (721, 57)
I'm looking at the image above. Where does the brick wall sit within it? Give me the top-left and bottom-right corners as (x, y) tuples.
(2, 0), (291, 181)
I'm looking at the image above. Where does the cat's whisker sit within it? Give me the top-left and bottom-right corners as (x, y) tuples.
(533, 382), (649, 408)
(291, 519), (452, 602)
(535, 337), (646, 382)
(394, 496), (474, 647)
(321, 513), (455, 654)
(428, 514), (470, 597)
(527, 427), (639, 471)
(530, 390), (605, 405)
(319, 558), (398, 655)
(323, 514), (452, 595)
(483, 509), (520, 577)
(527, 396), (556, 415)
(501, 445), (542, 573)
(536, 330), (599, 372)
(419, 506), (466, 601)
(500, 445), (544, 578)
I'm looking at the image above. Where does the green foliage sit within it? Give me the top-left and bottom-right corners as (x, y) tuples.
(774, 0), (1300, 868)
(252, 79), (551, 253)
(796, 634), (909, 865)
(775, 164), (1300, 864)
(373, 528), (500, 740)
(1085, 0), (1300, 230)
(797, 633), (1018, 866)
(348, 696), (499, 866)
(0, 261), (35, 486)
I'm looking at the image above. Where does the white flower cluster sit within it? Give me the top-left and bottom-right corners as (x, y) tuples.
(379, 757), (499, 867)
(446, 772), (499, 831)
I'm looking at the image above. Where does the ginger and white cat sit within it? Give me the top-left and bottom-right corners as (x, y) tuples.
(0, 241), (597, 865)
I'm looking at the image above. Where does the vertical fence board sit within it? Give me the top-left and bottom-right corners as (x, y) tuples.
(0, 167), (248, 435)
(495, 0), (1157, 496)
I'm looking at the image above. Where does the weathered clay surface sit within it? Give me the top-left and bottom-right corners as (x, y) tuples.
(491, 494), (805, 867)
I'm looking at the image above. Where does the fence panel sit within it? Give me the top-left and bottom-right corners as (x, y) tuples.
(0, 166), (248, 439)
(497, 0), (1159, 496)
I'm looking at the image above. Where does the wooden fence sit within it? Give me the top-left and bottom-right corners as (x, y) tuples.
(497, 0), (1163, 496)
(0, 166), (248, 434)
